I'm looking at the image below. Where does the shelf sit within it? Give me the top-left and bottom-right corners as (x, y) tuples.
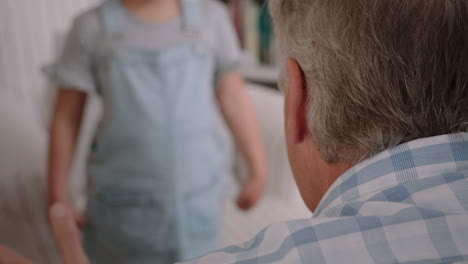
(240, 64), (279, 86)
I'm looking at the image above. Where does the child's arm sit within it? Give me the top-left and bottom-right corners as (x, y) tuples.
(48, 89), (87, 227)
(216, 72), (267, 211)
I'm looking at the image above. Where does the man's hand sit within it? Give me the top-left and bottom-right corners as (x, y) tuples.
(236, 174), (266, 211)
(0, 203), (89, 264)
(0, 245), (35, 264)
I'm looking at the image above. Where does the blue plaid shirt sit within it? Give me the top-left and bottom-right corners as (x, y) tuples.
(182, 133), (468, 264)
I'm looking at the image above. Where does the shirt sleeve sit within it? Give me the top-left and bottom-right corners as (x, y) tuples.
(42, 15), (96, 93)
(213, 3), (243, 83)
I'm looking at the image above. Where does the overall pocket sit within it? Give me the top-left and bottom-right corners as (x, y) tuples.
(183, 173), (223, 242)
(89, 191), (175, 254)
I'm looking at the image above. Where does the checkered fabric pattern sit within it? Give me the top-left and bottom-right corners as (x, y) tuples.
(181, 133), (468, 264)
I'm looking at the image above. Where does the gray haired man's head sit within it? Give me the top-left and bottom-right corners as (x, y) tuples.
(270, 0), (468, 164)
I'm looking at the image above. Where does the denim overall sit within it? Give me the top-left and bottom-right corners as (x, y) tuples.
(82, 0), (226, 263)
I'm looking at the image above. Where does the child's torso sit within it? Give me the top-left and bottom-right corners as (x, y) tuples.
(86, 0), (226, 190)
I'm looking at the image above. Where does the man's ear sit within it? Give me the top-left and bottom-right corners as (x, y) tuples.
(285, 59), (308, 144)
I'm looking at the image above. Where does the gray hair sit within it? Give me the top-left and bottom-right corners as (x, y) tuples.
(270, 0), (468, 164)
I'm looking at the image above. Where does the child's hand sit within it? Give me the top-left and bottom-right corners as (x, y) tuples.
(73, 208), (87, 229)
(49, 201), (87, 229)
(49, 203), (90, 264)
(0, 203), (90, 264)
(236, 174), (266, 211)
(66, 203), (87, 229)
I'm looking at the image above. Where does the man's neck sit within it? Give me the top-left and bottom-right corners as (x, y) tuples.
(121, 0), (180, 23)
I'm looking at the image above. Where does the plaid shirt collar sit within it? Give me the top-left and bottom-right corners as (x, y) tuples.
(315, 133), (468, 217)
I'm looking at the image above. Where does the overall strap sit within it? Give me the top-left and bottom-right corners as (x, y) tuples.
(101, 0), (127, 38)
(180, 0), (204, 34)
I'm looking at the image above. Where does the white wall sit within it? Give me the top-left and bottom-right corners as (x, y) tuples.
(0, 0), (98, 114)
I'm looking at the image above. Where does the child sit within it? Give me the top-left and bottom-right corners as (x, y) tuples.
(45, 0), (267, 263)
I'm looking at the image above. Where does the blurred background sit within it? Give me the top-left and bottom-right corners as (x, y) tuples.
(0, 0), (310, 263)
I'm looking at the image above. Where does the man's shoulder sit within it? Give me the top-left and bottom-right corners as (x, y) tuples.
(182, 209), (468, 263)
